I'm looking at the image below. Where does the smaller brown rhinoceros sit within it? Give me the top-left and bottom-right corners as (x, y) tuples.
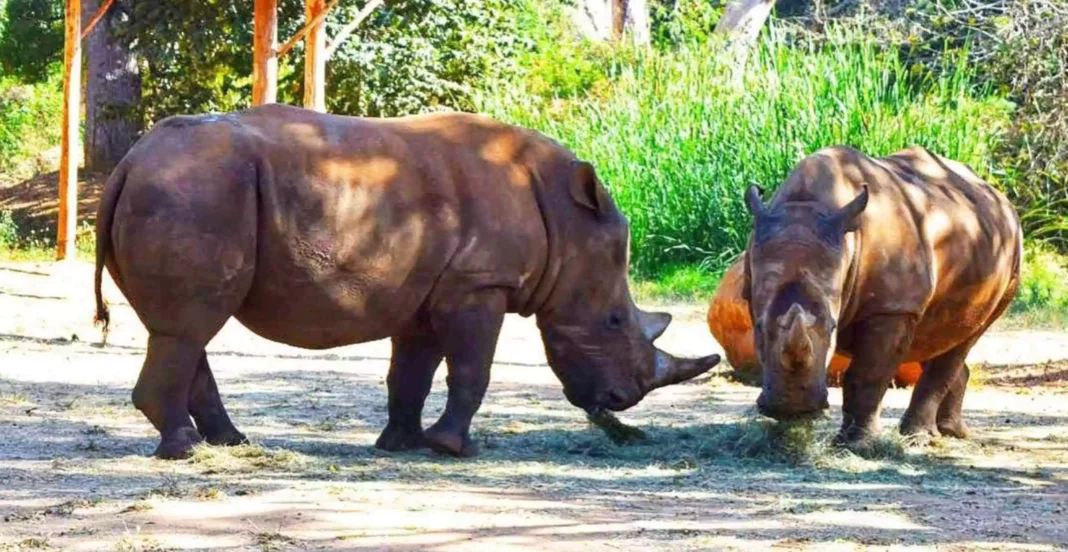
(742, 146), (1021, 443)
(93, 104), (720, 459)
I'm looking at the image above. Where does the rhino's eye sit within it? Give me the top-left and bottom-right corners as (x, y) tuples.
(605, 312), (625, 330)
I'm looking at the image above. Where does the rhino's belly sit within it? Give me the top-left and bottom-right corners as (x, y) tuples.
(907, 282), (1007, 362)
(233, 265), (431, 350)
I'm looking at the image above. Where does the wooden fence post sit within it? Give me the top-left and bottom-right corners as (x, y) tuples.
(303, 0), (326, 111)
(57, 0), (81, 261)
(253, 0), (278, 105)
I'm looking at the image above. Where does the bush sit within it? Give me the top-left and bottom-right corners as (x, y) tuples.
(777, 0), (1068, 253)
(0, 0), (63, 82)
(649, 0), (723, 48)
(0, 210), (17, 249)
(1013, 244), (1068, 314)
(481, 25), (1013, 277)
(0, 71), (62, 179)
(128, 0), (529, 123)
(987, 0), (1068, 251)
(327, 0), (528, 117)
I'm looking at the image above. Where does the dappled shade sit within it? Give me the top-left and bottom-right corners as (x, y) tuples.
(706, 258), (923, 387)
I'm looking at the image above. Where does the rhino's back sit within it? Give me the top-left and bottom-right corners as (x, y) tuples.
(875, 147), (1021, 360)
(224, 105), (547, 348)
(774, 145), (1020, 362)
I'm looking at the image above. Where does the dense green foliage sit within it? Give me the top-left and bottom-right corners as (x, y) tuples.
(483, 25), (1012, 276)
(327, 0), (525, 116)
(0, 0), (63, 82)
(1014, 244), (1068, 313)
(0, 72), (62, 177)
(0, 0), (1064, 319)
(0, 0), (525, 124)
(780, 0), (1068, 251)
(126, 0), (525, 122)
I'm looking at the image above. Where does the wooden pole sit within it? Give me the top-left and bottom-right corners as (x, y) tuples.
(276, 0), (342, 58)
(57, 0), (81, 261)
(253, 0), (278, 105)
(303, 0), (326, 111)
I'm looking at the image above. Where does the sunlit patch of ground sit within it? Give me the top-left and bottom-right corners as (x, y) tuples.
(1, 261), (1067, 551)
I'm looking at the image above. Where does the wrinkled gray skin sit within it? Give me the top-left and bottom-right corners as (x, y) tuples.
(93, 104), (720, 459)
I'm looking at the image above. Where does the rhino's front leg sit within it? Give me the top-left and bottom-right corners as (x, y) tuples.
(836, 315), (916, 445)
(375, 329), (444, 452)
(424, 289), (507, 458)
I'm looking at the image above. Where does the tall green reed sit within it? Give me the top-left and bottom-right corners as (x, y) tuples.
(480, 26), (1013, 277)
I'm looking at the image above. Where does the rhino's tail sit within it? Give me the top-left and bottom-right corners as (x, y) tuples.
(94, 163), (128, 345)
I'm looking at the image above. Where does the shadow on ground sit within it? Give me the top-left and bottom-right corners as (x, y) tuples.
(2, 339), (1067, 550)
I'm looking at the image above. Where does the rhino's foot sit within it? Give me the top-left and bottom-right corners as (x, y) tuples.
(425, 426), (479, 458)
(203, 428), (249, 447)
(375, 424), (426, 452)
(152, 427), (203, 460)
(936, 418), (969, 439)
(833, 419), (880, 447)
(899, 411), (941, 440)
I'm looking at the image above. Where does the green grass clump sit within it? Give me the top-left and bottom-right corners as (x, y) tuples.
(632, 264), (723, 303)
(482, 25), (1012, 278)
(0, 212), (95, 262)
(1007, 243), (1068, 327)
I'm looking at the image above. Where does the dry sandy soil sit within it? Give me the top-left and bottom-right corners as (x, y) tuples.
(1, 261), (1067, 551)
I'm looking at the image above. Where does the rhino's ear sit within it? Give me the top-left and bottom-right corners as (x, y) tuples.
(569, 160), (611, 219)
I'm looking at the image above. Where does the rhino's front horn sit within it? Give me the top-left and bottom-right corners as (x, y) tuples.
(646, 350), (721, 391)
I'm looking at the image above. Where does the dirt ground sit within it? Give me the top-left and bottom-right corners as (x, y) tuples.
(1, 261), (1067, 551)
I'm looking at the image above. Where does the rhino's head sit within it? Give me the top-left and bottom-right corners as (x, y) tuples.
(534, 160), (720, 412)
(743, 184), (868, 421)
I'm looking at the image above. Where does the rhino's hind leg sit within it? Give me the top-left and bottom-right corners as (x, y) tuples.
(901, 337), (976, 439)
(424, 289), (507, 458)
(189, 353), (248, 446)
(133, 336), (207, 459)
(929, 285), (1017, 440)
(936, 363), (970, 438)
(376, 330), (444, 452)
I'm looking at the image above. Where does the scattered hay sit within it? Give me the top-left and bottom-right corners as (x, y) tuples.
(119, 501), (153, 514)
(586, 409), (647, 444)
(253, 531), (302, 552)
(0, 393), (32, 406)
(192, 486), (223, 501)
(187, 444), (307, 474)
(2, 498), (102, 523)
(114, 532), (167, 552)
(0, 537), (52, 550)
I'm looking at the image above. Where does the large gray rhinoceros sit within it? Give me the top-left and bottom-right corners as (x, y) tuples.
(741, 146), (1021, 444)
(93, 104), (720, 459)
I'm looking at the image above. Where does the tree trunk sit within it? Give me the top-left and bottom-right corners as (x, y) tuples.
(571, 0), (613, 41)
(714, 0), (775, 47)
(624, 0), (650, 45)
(572, 0), (648, 44)
(85, 0), (141, 172)
(714, 0), (775, 80)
